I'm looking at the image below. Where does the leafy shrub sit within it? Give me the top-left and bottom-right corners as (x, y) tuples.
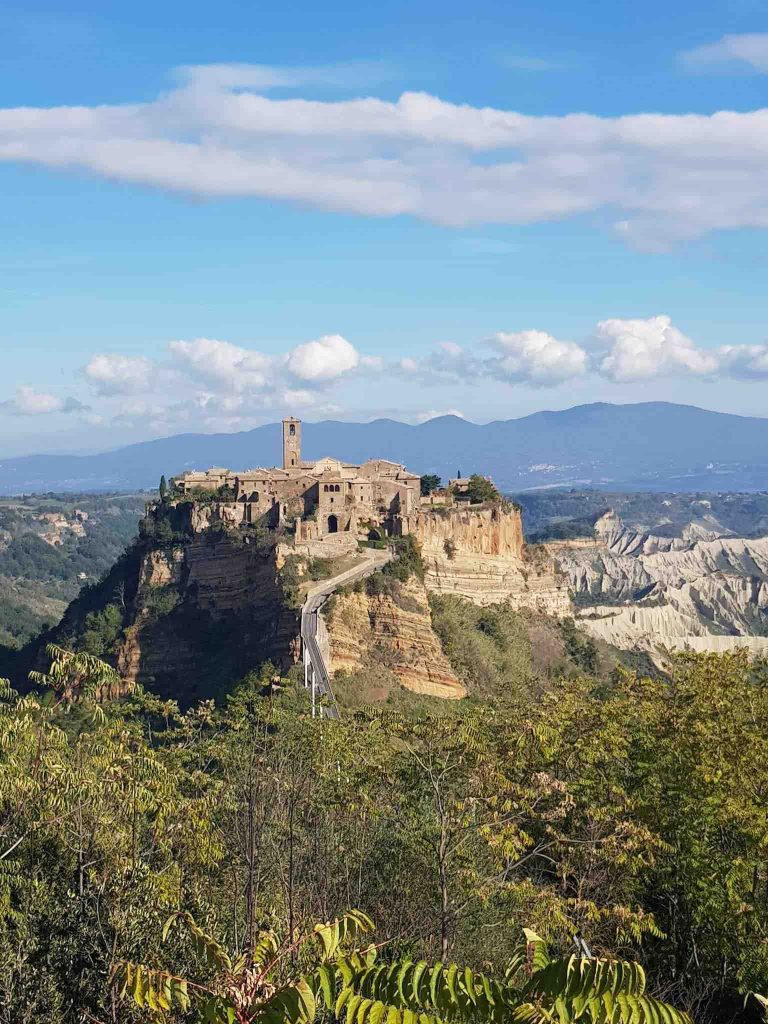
(383, 535), (424, 582)
(307, 557), (335, 580)
(279, 555), (303, 608)
(559, 617), (599, 674)
(332, 664), (402, 706)
(144, 585), (179, 622)
(365, 572), (391, 597)
(80, 602), (124, 656)
(430, 595), (532, 696)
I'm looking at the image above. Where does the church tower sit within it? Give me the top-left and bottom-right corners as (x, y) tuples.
(282, 417), (301, 469)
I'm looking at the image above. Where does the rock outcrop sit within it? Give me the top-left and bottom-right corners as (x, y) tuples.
(115, 530), (299, 703)
(412, 505), (570, 614)
(551, 511), (768, 661)
(324, 576), (466, 699)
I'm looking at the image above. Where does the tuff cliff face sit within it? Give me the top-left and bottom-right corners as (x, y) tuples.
(319, 503), (568, 701)
(115, 526), (299, 703)
(323, 575), (466, 699)
(412, 505), (570, 614)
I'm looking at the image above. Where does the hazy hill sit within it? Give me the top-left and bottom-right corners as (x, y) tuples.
(2, 401), (768, 494)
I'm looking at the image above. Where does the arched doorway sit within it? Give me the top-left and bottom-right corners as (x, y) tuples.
(327, 514), (338, 534)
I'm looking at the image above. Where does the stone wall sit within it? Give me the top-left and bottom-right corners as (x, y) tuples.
(281, 533), (359, 561)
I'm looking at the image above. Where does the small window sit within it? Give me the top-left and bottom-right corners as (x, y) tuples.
(289, 424), (296, 436)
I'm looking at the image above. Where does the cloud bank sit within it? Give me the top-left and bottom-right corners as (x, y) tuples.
(3, 63), (768, 246)
(0, 386), (86, 416)
(5, 317), (768, 433)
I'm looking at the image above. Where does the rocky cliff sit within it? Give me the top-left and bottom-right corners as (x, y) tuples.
(551, 511), (768, 661)
(412, 505), (570, 614)
(16, 499), (567, 705)
(116, 536), (299, 702)
(112, 510), (300, 703)
(323, 575), (466, 699)
(320, 503), (568, 702)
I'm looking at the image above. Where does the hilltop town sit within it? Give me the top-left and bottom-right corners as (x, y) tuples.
(171, 417), (487, 556)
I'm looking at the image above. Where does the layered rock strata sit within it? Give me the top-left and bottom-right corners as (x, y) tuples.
(116, 531), (299, 703)
(324, 576), (466, 699)
(552, 511), (768, 660)
(412, 506), (570, 614)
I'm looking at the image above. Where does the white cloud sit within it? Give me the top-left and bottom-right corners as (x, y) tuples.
(176, 61), (394, 91)
(169, 337), (272, 391)
(279, 389), (343, 416)
(3, 65), (768, 245)
(78, 332), (362, 434)
(393, 343), (481, 384)
(681, 33), (768, 73)
(84, 353), (154, 395)
(596, 315), (719, 382)
(285, 333), (359, 381)
(0, 386), (86, 416)
(63, 317), (768, 440)
(360, 354), (385, 371)
(438, 341), (463, 356)
(718, 343), (768, 379)
(490, 329), (588, 384)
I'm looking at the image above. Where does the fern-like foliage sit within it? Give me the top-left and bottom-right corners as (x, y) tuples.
(114, 914), (688, 1024)
(337, 929), (690, 1024)
(115, 908), (376, 1024)
(504, 930), (691, 1024)
(29, 643), (123, 701)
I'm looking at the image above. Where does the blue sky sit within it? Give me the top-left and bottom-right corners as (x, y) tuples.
(2, 0), (768, 455)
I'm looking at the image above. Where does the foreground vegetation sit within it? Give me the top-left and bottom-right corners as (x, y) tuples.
(1, 643), (767, 1022)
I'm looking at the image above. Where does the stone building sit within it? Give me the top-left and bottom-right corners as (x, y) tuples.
(174, 418), (421, 539)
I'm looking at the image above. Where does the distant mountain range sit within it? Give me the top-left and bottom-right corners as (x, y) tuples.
(2, 402), (768, 495)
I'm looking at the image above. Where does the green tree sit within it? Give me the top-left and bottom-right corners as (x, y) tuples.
(463, 474), (500, 503)
(81, 602), (124, 656)
(155, 514), (174, 545)
(420, 474), (441, 496)
(560, 617), (599, 674)
(159, 474), (168, 502)
(0, 651), (221, 1021)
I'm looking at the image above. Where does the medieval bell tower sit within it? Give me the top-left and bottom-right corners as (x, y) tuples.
(282, 417), (301, 469)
